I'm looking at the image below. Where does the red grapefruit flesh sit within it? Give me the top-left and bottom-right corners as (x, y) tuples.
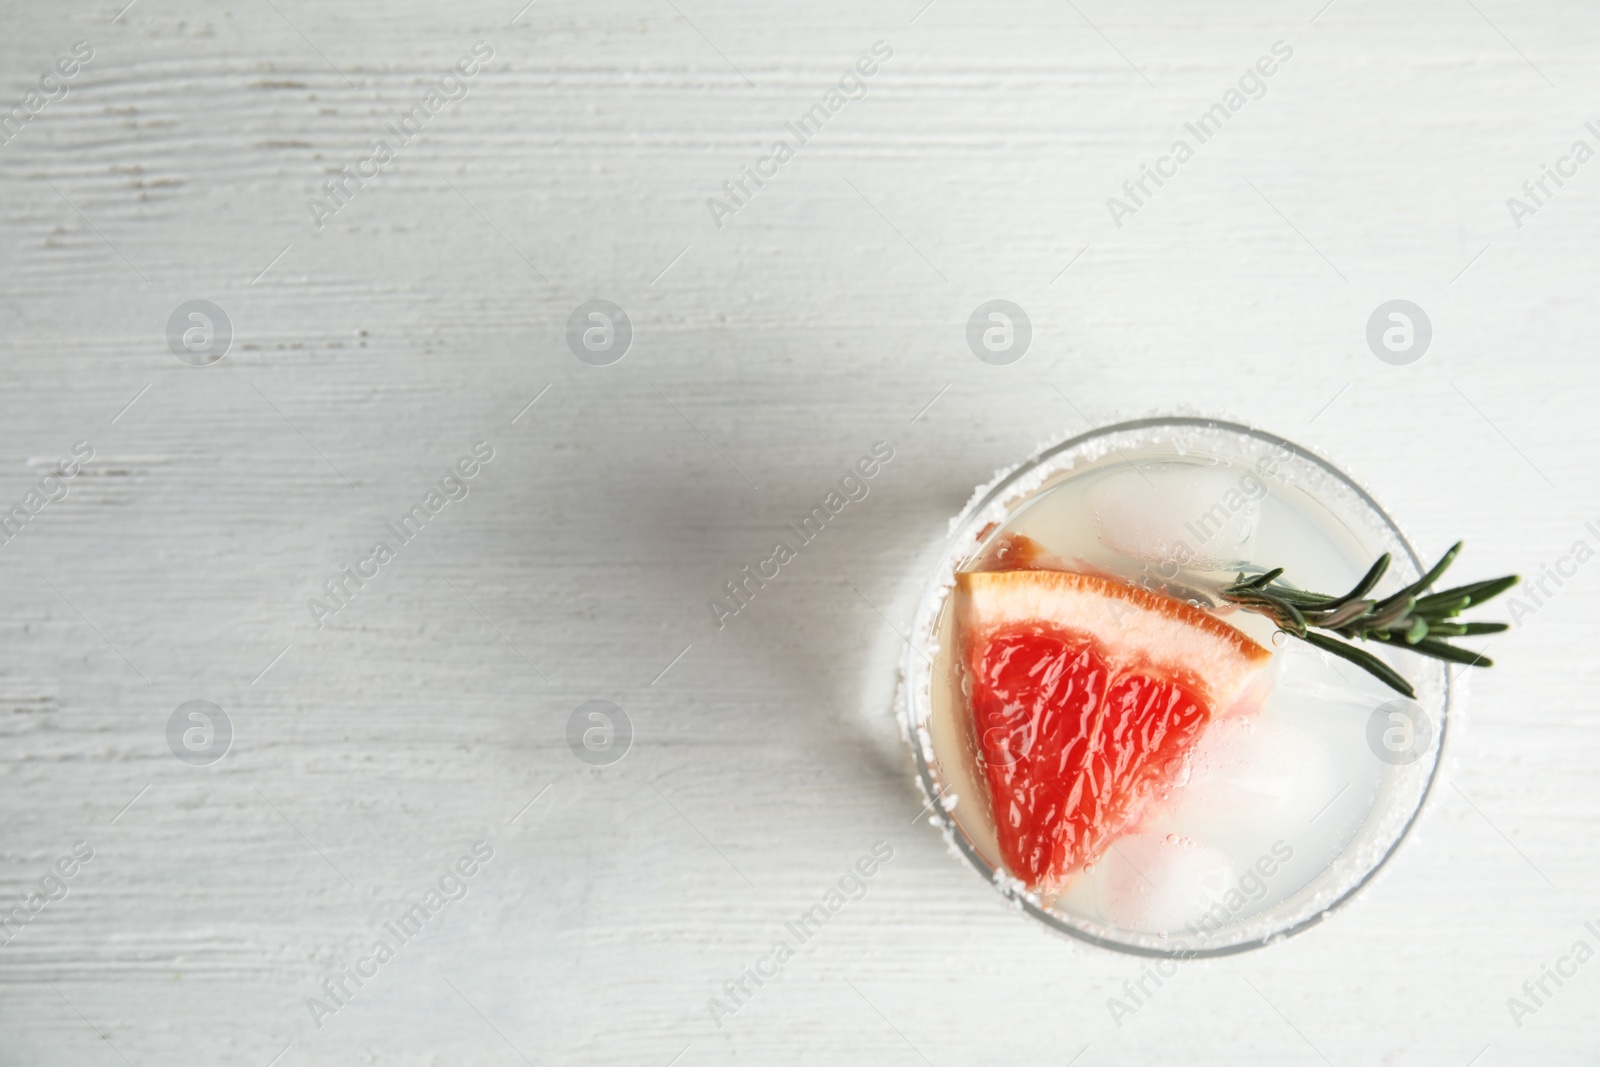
(956, 569), (1271, 892)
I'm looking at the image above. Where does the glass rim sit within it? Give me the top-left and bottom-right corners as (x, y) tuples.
(900, 415), (1449, 959)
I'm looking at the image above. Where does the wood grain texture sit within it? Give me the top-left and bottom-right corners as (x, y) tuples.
(0, 0), (1597, 1063)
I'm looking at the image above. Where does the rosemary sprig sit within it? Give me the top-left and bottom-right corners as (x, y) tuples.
(1218, 542), (1517, 699)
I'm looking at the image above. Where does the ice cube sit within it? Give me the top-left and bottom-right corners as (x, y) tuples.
(1175, 716), (1345, 834)
(1089, 464), (1262, 569)
(1093, 832), (1235, 932)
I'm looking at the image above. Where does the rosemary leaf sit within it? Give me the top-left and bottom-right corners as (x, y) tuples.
(1425, 621), (1510, 638)
(1414, 594), (1472, 618)
(1315, 599), (1375, 630)
(1235, 567), (1285, 590)
(1318, 553), (1391, 611)
(1372, 542), (1461, 614)
(1416, 575), (1521, 613)
(1300, 631), (1416, 698)
(1405, 638), (1494, 667)
(1365, 595), (1416, 631)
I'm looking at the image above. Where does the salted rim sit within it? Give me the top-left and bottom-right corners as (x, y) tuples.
(898, 416), (1450, 959)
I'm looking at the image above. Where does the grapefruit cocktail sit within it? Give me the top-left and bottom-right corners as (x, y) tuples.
(903, 419), (1514, 955)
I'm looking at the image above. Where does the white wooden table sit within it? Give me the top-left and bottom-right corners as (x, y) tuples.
(2, 1), (1596, 1063)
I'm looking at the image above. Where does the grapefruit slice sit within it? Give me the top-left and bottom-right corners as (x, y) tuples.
(955, 569), (1271, 892)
